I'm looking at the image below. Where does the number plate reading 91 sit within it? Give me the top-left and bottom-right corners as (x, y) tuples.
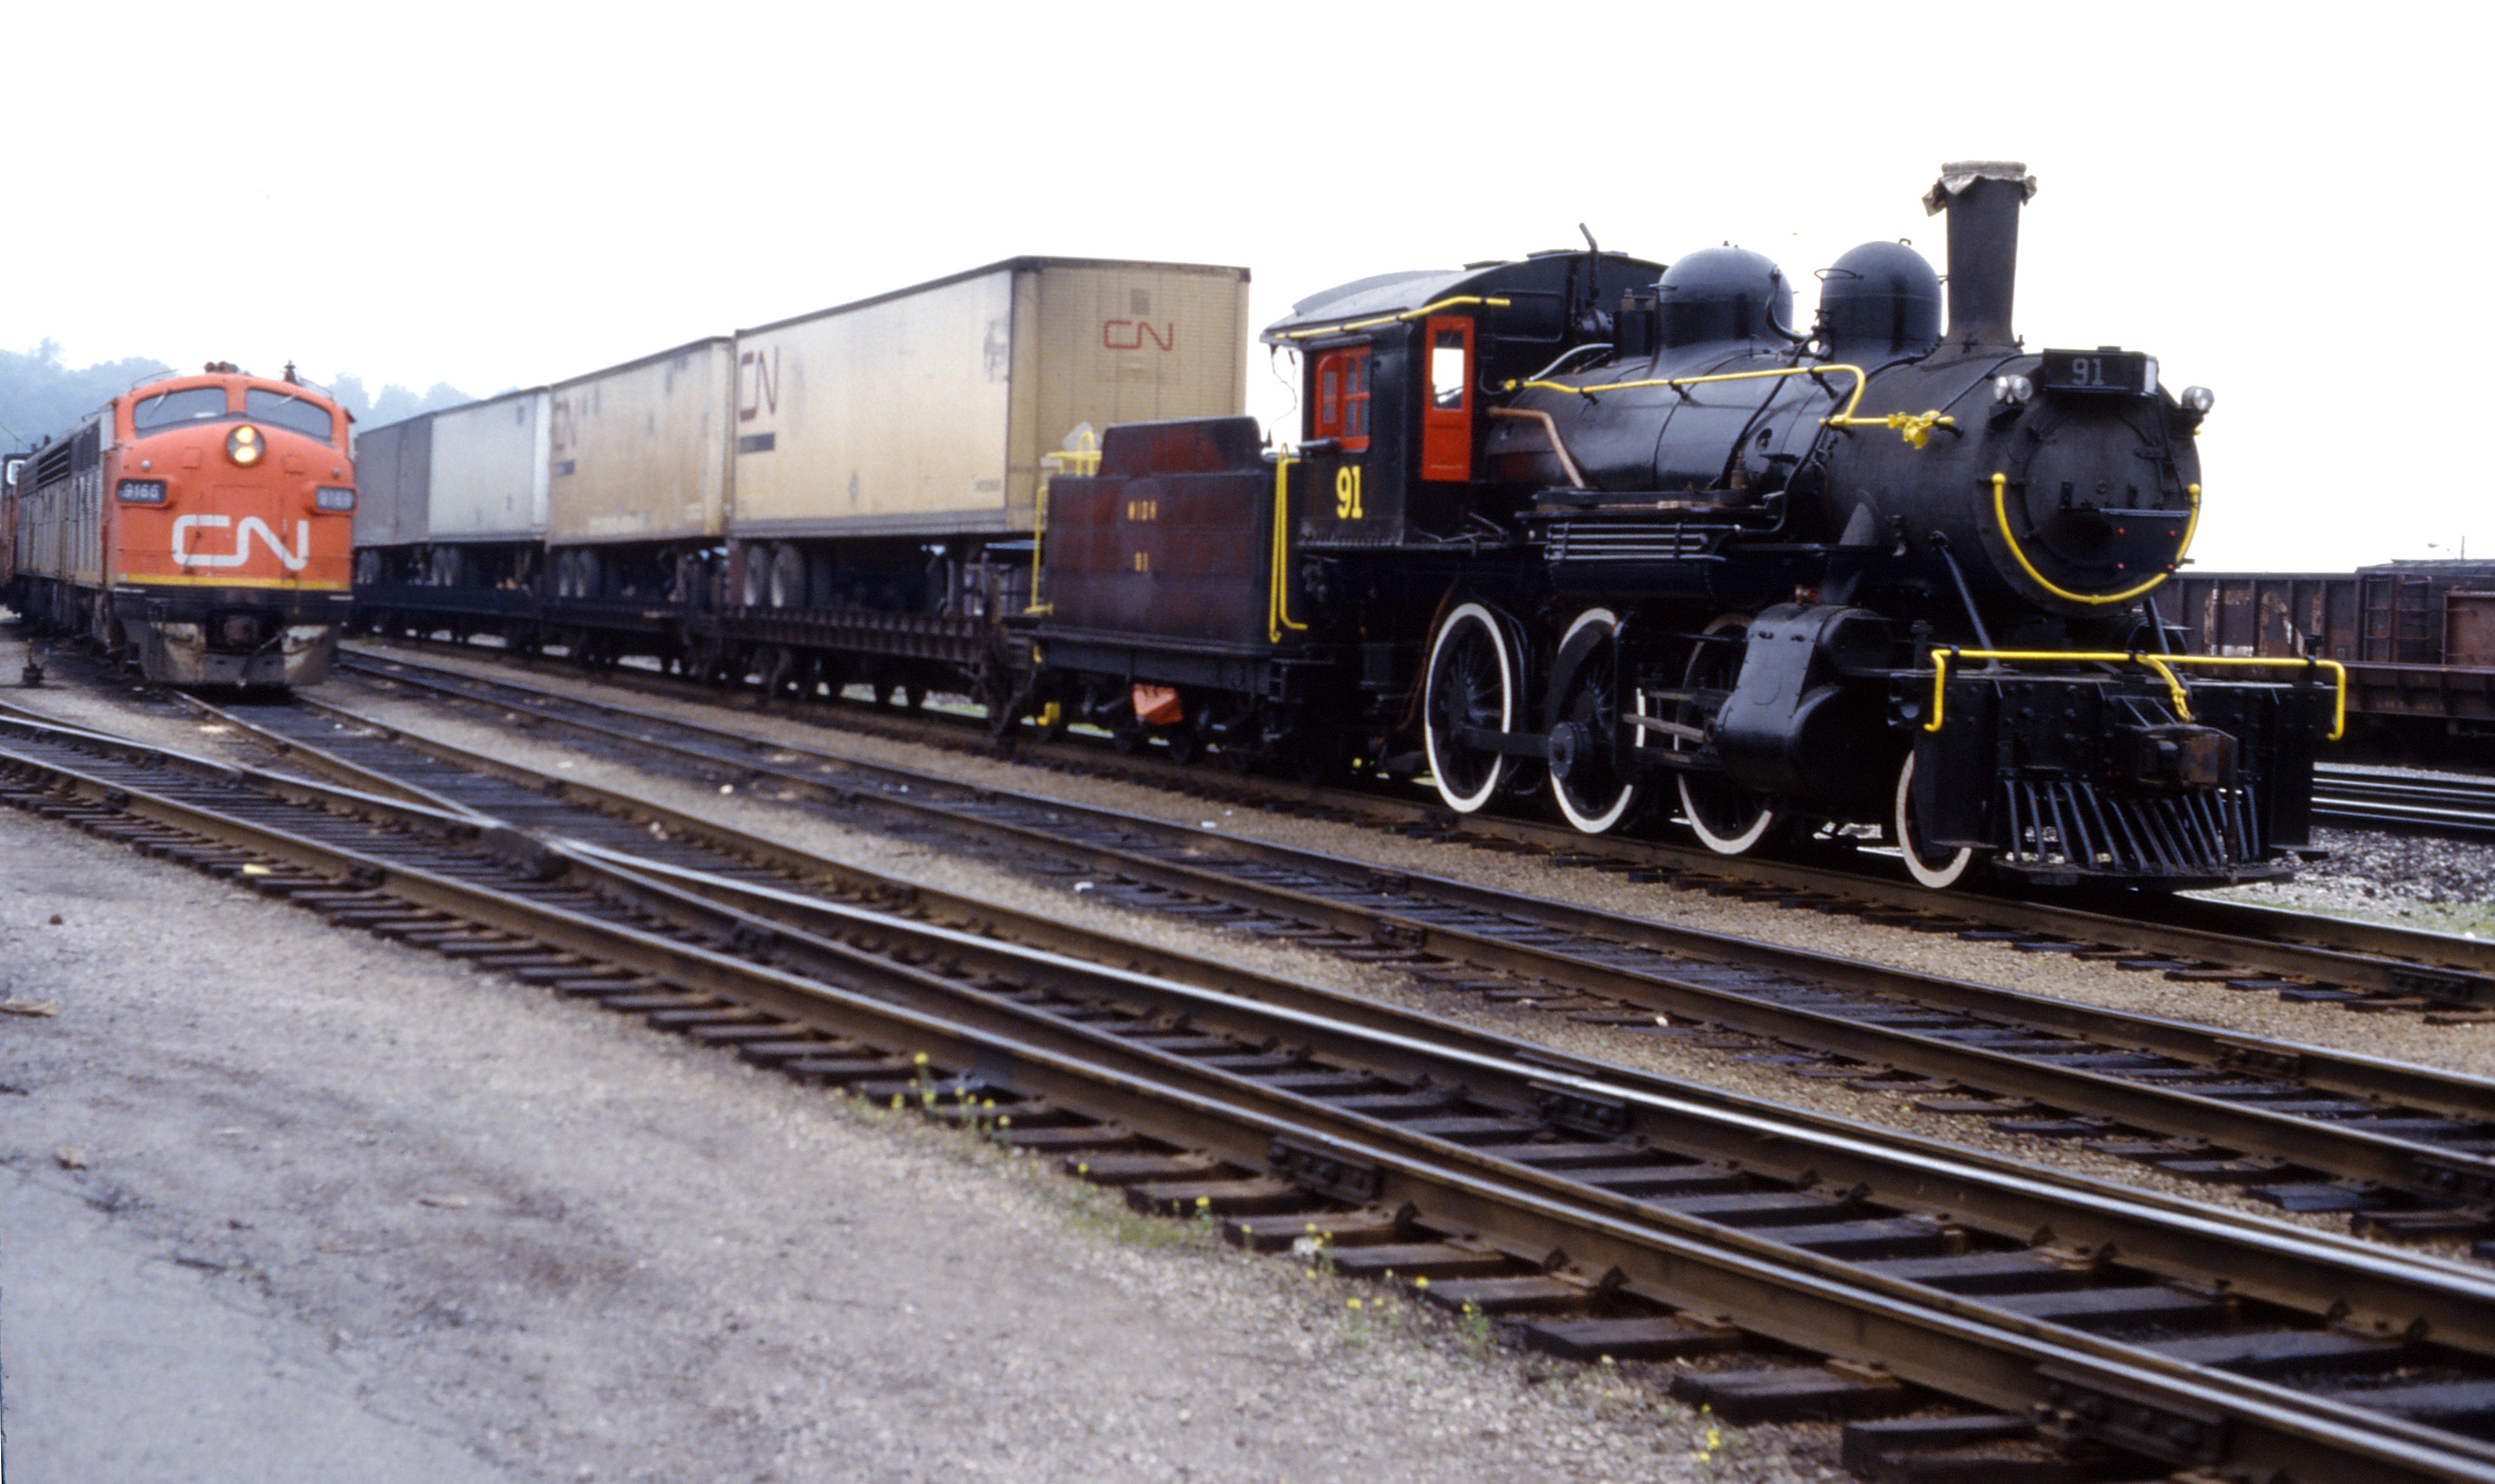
(2039, 349), (2157, 395)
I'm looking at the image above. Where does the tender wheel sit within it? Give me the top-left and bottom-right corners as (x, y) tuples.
(1674, 615), (1779, 855)
(1547, 607), (1635, 834)
(1423, 602), (1518, 814)
(1162, 723), (1202, 764)
(1894, 751), (1978, 890)
(767, 544), (808, 610)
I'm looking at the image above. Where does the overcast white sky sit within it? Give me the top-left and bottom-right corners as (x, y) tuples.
(9, 2), (2480, 570)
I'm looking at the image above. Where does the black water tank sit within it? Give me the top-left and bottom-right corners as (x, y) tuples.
(1815, 241), (1941, 359)
(1656, 246), (1790, 348)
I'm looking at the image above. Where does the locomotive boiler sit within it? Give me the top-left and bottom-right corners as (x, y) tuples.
(1021, 163), (2339, 889)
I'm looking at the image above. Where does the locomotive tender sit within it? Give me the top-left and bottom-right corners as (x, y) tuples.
(1027, 162), (2338, 888)
(5, 365), (356, 685)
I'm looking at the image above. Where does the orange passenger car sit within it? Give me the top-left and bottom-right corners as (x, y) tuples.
(6, 364), (355, 685)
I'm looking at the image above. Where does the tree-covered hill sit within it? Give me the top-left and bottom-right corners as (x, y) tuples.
(0, 342), (474, 446)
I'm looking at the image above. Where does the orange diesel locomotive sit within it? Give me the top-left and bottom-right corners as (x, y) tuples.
(6, 364), (355, 685)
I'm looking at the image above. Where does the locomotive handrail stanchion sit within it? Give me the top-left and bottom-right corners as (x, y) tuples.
(1991, 471), (2204, 607)
(1923, 649), (2350, 739)
(1268, 456), (1305, 643)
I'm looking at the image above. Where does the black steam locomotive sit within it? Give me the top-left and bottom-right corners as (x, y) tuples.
(1018, 162), (2339, 889)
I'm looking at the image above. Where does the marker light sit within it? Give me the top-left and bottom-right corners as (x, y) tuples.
(1992, 373), (2034, 405)
(315, 486), (356, 512)
(227, 425), (264, 466)
(2182, 386), (2216, 415)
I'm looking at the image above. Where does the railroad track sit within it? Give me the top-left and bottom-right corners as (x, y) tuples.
(345, 637), (2495, 986)
(2316, 764), (2495, 841)
(9, 705), (2495, 1480)
(138, 656), (2495, 1235)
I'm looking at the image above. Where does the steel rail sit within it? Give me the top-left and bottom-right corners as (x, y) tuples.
(574, 840), (2495, 1349)
(274, 674), (2495, 1210)
(337, 642), (2495, 986)
(3, 721), (2494, 1480)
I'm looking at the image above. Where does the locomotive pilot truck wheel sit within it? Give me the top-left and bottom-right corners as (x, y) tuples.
(1894, 752), (1978, 890)
(1423, 602), (1519, 814)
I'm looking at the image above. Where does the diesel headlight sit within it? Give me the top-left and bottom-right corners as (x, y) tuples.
(116, 479), (168, 504)
(227, 424), (265, 466)
(315, 486), (356, 512)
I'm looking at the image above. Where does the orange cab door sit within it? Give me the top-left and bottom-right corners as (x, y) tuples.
(1418, 316), (1474, 483)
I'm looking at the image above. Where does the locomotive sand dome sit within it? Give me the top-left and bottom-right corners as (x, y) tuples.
(1017, 161), (2339, 890)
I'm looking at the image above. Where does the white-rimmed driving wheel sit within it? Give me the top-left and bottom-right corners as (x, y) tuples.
(1674, 614), (1779, 856)
(1547, 607), (1636, 834)
(1894, 751), (1978, 890)
(1423, 602), (1517, 814)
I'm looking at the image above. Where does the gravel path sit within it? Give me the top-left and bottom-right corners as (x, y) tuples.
(0, 690), (1837, 1482)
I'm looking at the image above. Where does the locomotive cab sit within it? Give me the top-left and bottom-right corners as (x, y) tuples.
(1267, 253), (1664, 549)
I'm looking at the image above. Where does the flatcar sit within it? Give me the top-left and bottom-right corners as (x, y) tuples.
(351, 257), (1250, 704)
(2172, 564), (2495, 760)
(6, 364), (356, 685)
(1014, 162), (2338, 890)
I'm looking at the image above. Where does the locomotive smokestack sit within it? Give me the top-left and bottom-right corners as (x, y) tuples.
(1924, 161), (2036, 350)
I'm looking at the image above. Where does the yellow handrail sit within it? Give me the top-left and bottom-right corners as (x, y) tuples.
(1028, 432), (1103, 615)
(1502, 363), (1951, 451)
(1268, 456), (1305, 642)
(1922, 648), (2348, 741)
(1828, 408), (1955, 449)
(1275, 296), (1513, 342)
(1993, 471), (2198, 606)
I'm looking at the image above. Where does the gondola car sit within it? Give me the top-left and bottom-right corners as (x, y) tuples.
(1015, 163), (2340, 889)
(8, 364), (356, 685)
(2173, 564), (2495, 760)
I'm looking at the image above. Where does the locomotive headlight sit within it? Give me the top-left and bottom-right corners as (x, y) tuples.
(2182, 385), (2216, 415)
(227, 424), (266, 466)
(315, 486), (356, 512)
(1992, 373), (2034, 405)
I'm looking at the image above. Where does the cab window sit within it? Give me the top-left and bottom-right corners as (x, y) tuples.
(245, 388), (339, 442)
(1310, 345), (1371, 450)
(130, 386), (229, 432)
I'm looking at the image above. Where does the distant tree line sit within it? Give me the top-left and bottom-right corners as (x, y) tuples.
(0, 340), (474, 446)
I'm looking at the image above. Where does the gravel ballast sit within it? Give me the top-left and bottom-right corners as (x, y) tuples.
(0, 755), (1830, 1482)
(7, 653), (2492, 1479)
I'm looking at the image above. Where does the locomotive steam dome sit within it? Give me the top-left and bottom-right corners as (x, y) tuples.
(1655, 246), (1791, 347)
(1815, 241), (1941, 359)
